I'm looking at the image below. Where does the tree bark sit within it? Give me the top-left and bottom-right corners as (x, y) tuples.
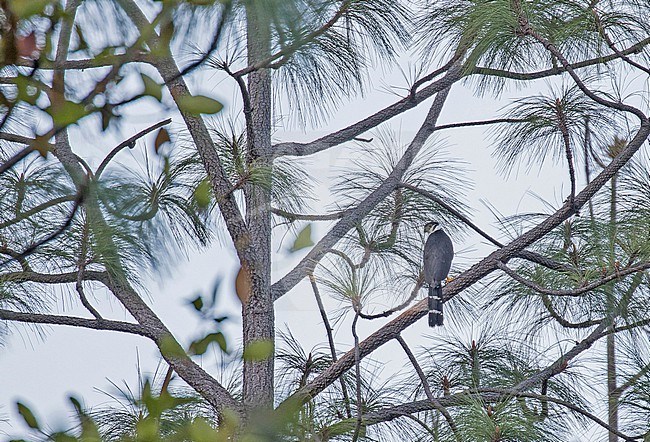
(242, 3), (274, 410)
(608, 173), (619, 442)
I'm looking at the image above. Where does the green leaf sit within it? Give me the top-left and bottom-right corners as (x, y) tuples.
(16, 402), (40, 429)
(289, 223), (314, 252)
(159, 335), (186, 358)
(190, 295), (204, 311)
(188, 418), (219, 442)
(48, 100), (88, 127)
(189, 332), (228, 356)
(141, 73), (163, 101)
(243, 339), (274, 361)
(9, 0), (51, 17)
(176, 95), (223, 115)
(193, 178), (212, 209)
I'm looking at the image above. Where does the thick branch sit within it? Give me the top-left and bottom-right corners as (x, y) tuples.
(0, 309), (150, 337)
(276, 118), (650, 413)
(273, 67), (463, 158)
(272, 77), (457, 300)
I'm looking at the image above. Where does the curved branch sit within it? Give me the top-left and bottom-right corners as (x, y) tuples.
(0, 191), (84, 270)
(497, 261), (650, 297)
(472, 37), (650, 80)
(0, 195), (77, 230)
(94, 119), (172, 179)
(540, 293), (601, 329)
(359, 274), (423, 320)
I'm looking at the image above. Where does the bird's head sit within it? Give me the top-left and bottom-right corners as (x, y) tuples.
(424, 221), (439, 234)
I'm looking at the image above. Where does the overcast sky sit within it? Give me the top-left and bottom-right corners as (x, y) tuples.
(1, 28), (639, 440)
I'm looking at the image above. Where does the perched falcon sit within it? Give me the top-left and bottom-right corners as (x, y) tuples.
(423, 221), (453, 326)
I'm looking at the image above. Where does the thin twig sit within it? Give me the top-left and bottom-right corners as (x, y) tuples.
(497, 261), (650, 297)
(359, 273), (424, 320)
(309, 274), (352, 418)
(0, 147), (36, 176)
(395, 335), (459, 438)
(76, 219), (102, 319)
(351, 311), (363, 442)
(94, 119), (172, 179)
(0, 191), (84, 270)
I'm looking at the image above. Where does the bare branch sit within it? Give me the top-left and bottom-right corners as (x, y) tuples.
(272, 207), (347, 221)
(309, 274), (352, 417)
(395, 335), (459, 437)
(94, 119), (172, 179)
(401, 183), (572, 272)
(276, 117), (650, 413)
(521, 19), (647, 121)
(0, 308), (150, 337)
(272, 78), (457, 300)
(272, 66), (463, 158)
(497, 261), (650, 297)
(472, 37), (650, 80)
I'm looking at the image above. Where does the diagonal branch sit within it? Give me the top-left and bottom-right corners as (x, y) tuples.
(401, 183), (572, 272)
(275, 117), (650, 414)
(272, 77), (458, 300)
(472, 37), (650, 80)
(395, 335), (459, 438)
(273, 66), (463, 158)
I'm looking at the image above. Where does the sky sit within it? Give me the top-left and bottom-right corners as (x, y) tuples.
(1, 11), (645, 440)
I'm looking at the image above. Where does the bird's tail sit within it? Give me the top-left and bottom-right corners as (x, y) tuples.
(428, 284), (443, 327)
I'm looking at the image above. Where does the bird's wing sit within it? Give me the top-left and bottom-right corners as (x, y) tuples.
(423, 231), (454, 283)
(423, 234), (438, 284)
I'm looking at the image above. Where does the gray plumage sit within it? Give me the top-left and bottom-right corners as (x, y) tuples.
(423, 222), (453, 327)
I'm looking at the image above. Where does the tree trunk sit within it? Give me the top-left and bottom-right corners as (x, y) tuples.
(607, 174), (618, 442)
(242, 3), (274, 410)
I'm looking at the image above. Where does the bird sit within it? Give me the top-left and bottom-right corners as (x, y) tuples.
(423, 221), (454, 326)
